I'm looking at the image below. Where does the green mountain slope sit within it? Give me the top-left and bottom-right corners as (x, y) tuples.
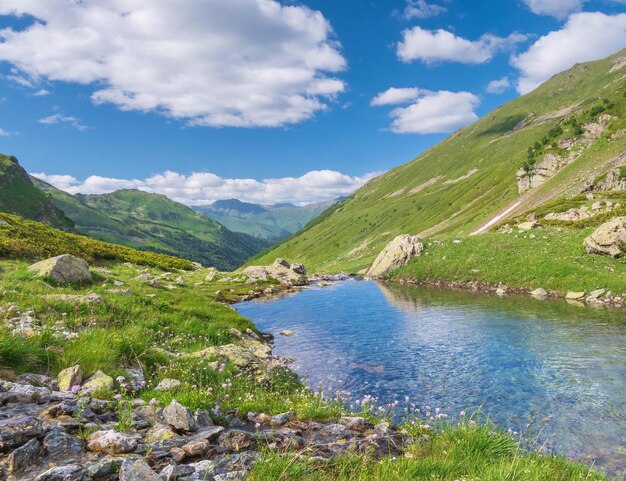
(251, 49), (626, 273)
(0, 154), (74, 231)
(194, 198), (338, 241)
(32, 179), (270, 270)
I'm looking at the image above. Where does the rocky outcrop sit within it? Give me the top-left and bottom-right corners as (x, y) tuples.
(517, 153), (567, 193)
(243, 258), (307, 286)
(28, 255), (92, 284)
(366, 235), (423, 278)
(591, 168), (626, 192)
(584, 217), (626, 257)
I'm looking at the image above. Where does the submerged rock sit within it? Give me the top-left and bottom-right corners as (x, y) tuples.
(28, 254), (92, 284)
(367, 234), (423, 278)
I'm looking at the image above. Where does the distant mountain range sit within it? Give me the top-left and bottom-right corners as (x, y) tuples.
(194, 197), (343, 241)
(0, 154), (276, 270)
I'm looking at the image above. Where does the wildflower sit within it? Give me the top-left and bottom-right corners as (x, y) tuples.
(74, 305), (79, 312)
(114, 394), (122, 401)
(116, 376), (126, 383)
(70, 385), (81, 394)
(255, 422), (261, 429)
(459, 410), (466, 417)
(469, 420), (476, 427)
(2, 290), (7, 296)
(149, 398), (158, 406)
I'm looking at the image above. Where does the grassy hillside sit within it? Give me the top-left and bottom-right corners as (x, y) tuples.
(195, 198), (336, 241)
(0, 154), (74, 231)
(0, 212), (192, 270)
(32, 180), (270, 270)
(252, 49), (626, 273)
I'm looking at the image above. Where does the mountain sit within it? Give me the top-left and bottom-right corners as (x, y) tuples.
(250, 49), (626, 273)
(31, 179), (270, 271)
(0, 154), (74, 231)
(194, 198), (340, 241)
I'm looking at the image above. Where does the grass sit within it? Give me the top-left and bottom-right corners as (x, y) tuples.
(392, 226), (626, 294)
(249, 422), (608, 481)
(250, 49), (626, 274)
(0, 212), (194, 270)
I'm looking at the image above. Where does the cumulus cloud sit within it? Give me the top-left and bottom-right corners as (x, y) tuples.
(372, 89), (480, 134)
(371, 87), (422, 106)
(38, 113), (89, 131)
(0, 0), (346, 128)
(33, 89), (49, 97)
(397, 27), (527, 64)
(486, 77), (511, 94)
(31, 169), (378, 206)
(404, 0), (447, 19)
(512, 12), (626, 94)
(522, 0), (584, 19)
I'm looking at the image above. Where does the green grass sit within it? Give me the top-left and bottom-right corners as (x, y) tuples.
(393, 226), (626, 294)
(0, 212), (193, 270)
(252, 49), (626, 274)
(249, 423), (608, 481)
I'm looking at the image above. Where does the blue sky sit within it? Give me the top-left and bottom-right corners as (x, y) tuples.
(0, 0), (624, 205)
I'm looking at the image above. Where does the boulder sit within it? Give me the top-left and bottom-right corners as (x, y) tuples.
(43, 428), (84, 459)
(163, 400), (198, 432)
(279, 329), (295, 337)
(531, 288), (548, 298)
(584, 217), (626, 257)
(87, 430), (138, 454)
(517, 221), (539, 232)
(80, 370), (114, 396)
(28, 254), (92, 284)
(34, 464), (85, 481)
(366, 234), (423, 278)
(0, 416), (44, 451)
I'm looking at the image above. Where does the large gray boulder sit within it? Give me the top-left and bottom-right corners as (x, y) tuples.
(28, 254), (92, 284)
(584, 217), (626, 257)
(366, 235), (423, 278)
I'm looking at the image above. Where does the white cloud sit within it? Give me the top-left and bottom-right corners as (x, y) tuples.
(522, 0), (584, 19)
(31, 169), (379, 206)
(0, 0), (346, 128)
(0, 128), (12, 136)
(33, 89), (49, 96)
(371, 87), (422, 106)
(397, 27), (527, 64)
(486, 76), (511, 94)
(38, 113), (89, 131)
(513, 12), (626, 94)
(404, 0), (447, 19)
(373, 89), (480, 134)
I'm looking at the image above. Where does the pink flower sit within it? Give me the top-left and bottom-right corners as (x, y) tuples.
(70, 385), (81, 394)
(114, 394), (122, 401)
(459, 410), (466, 417)
(149, 398), (158, 406)
(74, 306), (79, 312)
(255, 423), (261, 429)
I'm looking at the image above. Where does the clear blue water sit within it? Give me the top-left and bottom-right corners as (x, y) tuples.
(235, 280), (626, 477)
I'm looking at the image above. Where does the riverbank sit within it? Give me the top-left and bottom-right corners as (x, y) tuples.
(0, 257), (615, 480)
(390, 226), (626, 308)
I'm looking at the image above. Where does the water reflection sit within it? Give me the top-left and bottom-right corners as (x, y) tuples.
(235, 280), (626, 476)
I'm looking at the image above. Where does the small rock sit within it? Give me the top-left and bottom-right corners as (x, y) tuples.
(154, 379), (181, 392)
(531, 288), (548, 298)
(159, 464), (195, 480)
(144, 426), (178, 443)
(87, 430), (138, 454)
(85, 456), (125, 479)
(57, 365), (83, 392)
(495, 288), (506, 296)
(190, 426), (225, 443)
(119, 458), (160, 481)
(16, 373), (58, 391)
(338, 416), (375, 433)
(43, 427), (84, 459)
(279, 330), (295, 337)
(218, 430), (255, 451)
(270, 412), (296, 427)
(194, 409), (213, 428)
(518, 221), (539, 232)
(163, 400), (198, 432)
(35, 464), (84, 481)
(182, 439), (211, 457)
(81, 370), (114, 396)
(188, 460), (216, 479)
(588, 288), (606, 299)
(565, 291), (585, 300)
